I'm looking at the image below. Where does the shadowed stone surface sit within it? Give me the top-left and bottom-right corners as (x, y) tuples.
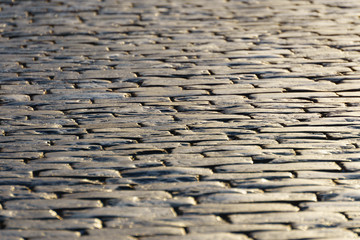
(2, 0), (360, 239)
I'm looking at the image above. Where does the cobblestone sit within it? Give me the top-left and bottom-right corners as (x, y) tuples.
(179, 203), (298, 215)
(251, 229), (358, 240)
(63, 206), (176, 219)
(230, 211), (347, 225)
(4, 199), (103, 210)
(2, 0), (360, 239)
(3, 218), (102, 230)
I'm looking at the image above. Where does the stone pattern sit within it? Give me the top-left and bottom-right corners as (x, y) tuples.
(1, 0), (360, 239)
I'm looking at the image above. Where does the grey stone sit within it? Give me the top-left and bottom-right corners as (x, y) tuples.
(117, 87), (208, 97)
(231, 178), (335, 190)
(78, 237), (136, 240)
(79, 70), (136, 79)
(215, 162), (340, 173)
(251, 229), (358, 240)
(300, 201), (360, 212)
(318, 189), (360, 201)
(86, 227), (185, 238)
(296, 171), (360, 179)
(165, 156), (253, 167)
(108, 196), (196, 208)
(64, 206), (175, 219)
(171, 145), (262, 155)
(38, 169), (121, 178)
(141, 77), (231, 86)
(0, 210), (60, 220)
(0, 230), (80, 238)
(189, 224), (290, 234)
(250, 91), (338, 100)
(173, 95), (247, 105)
(230, 211), (347, 224)
(134, 181), (226, 192)
(104, 215), (222, 228)
(140, 233), (251, 240)
(268, 153), (360, 163)
(71, 162), (135, 171)
(32, 92), (128, 101)
(198, 192), (317, 204)
(61, 190), (172, 200)
(33, 184), (117, 194)
(4, 199), (103, 210)
(174, 112), (250, 121)
(203, 172), (293, 181)
(0, 94), (31, 102)
(180, 203), (298, 215)
(336, 179), (360, 187)
(341, 162), (360, 172)
(264, 185), (345, 193)
(4, 218), (102, 230)
(0, 237), (23, 240)
(260, 126), (360, 133)
(121, 167), (213, 177)
(0, 191), (57, 202)
(140, 134), (229, 143)
(213, 86), (283, 95)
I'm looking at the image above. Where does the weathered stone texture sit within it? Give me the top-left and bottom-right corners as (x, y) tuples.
(2, 0), (360, 238)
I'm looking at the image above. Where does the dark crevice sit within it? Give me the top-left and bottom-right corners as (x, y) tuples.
(218, 214), (232, 224)
(336, 162), (346, 172)
(135, 149), (168, 155)
(0, 220), (6, 230)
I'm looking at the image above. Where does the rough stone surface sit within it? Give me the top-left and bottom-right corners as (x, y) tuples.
(2, 0), (360, 238)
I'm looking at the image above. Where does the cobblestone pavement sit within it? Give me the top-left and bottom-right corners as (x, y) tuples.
(3, 0), (360, 239)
